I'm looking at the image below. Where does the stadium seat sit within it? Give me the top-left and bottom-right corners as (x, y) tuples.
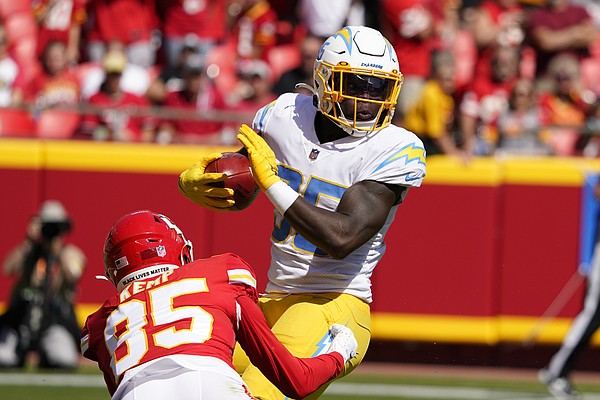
(547, 128), (580, 156)
(0, 0), (30, 18)
(581, 57), (600, 97)
(35, 110), (81, 139)
(451, 30), (476, 91)
(267, 44), (301, 82)
(11, 37), (38, 78)
(0, 108), (35, 137)
(205, 43), (239, 96)
(519, 46), (536, 80)
(4, 12), (38, 43)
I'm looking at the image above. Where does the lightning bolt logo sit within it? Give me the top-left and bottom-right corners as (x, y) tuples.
(384, 37), (395, 63)
(312, 330), (333, 357)
(321, 26), (353, 56)
(256, 100), (276, 132)
(373, 143), (426, 173)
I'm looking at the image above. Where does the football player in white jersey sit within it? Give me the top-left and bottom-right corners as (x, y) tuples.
(179, 25), (426, 399)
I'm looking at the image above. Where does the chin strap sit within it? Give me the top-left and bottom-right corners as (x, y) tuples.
(294, 82), (317, 95)
(295, 82), (320, 108)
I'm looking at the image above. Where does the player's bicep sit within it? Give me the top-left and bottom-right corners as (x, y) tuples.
(336, 180), (399, 238)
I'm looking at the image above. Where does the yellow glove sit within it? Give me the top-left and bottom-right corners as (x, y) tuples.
(178, 152), (236, 211)
(237, 124), (281, 191)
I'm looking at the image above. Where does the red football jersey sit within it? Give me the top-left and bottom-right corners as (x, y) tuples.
(81, 253), (343, 397)
(162, 0), (228, 41)
(80, 91), (155, 141)
(33, 0), (87, 57)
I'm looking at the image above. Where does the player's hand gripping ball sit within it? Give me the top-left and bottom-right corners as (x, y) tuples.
(204, 152), (259, 211)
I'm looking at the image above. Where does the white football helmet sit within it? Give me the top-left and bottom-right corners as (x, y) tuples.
(312, 26), (403, 137)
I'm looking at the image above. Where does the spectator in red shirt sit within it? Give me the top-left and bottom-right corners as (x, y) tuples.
(458, 44), (520, 159)
(84, 0), (159, 68)
(25, 40), (80, 108)
(157, 54), (228, 145)
(78, 50), (156, 142)
(156, 0), (229, 70)
(230, 0), (278, 62)
(465, 0), (525, 78)
(32, 0), (87, 65)
(526, 0), (597, 80)
(380, 0), (436, 122)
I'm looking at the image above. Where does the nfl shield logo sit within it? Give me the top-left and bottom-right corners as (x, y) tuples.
(309, 149), (320, 160)
(157, 245), (166, 257)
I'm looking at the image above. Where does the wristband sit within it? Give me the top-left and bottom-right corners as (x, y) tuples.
(265, 180), (300, 215)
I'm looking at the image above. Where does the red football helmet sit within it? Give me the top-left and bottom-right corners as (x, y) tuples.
(104, 210), (193, 291)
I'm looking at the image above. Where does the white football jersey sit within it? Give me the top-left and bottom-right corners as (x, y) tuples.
(252, 93), (426, 303)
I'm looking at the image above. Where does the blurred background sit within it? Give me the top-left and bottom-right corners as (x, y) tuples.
(0, 0), (599, 380)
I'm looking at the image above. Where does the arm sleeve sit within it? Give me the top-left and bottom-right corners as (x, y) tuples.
(80, 317), (97, 361)
(235, 295), (344, 399)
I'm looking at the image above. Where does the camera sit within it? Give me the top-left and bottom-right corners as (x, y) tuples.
(41, 221), (71, 240)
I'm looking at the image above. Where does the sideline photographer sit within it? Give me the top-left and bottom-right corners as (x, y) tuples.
(0, 200), (86, 369)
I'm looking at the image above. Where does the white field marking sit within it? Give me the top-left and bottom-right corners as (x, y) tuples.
(1, 373), (600, 400)
(325, 382), (600, 399)
(0, 373), (105, 387)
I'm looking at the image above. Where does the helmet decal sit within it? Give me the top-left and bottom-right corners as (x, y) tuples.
(328, 26), (354, 55)
(384, 38), (395, 64)
(115, 256), (128, 269)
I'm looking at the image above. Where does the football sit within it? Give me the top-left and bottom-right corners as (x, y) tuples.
(205, 152), (259, 211)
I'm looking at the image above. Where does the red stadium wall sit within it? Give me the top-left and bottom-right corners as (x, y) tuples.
(0, 139), (598, 347)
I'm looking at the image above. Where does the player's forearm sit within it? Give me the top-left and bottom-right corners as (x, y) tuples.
(284, 199), (364, 259)
(237, 297), (343, 398)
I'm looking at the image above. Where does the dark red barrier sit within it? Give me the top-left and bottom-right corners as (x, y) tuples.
(0, 140), (598, 345)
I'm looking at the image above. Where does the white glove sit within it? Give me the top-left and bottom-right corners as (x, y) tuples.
(326, 324), (358, 363)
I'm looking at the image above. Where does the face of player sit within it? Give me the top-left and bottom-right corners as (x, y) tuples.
(339, 74), (392, 122)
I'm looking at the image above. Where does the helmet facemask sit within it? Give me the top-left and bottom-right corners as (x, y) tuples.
(315, 64), (402, 136)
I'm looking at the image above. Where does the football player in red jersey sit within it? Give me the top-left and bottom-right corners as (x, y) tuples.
(81, 210), (357, 400)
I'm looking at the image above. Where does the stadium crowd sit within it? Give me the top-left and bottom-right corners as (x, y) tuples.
(0, 0), (599, 157)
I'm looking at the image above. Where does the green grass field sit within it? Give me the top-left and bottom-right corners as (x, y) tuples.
(1, 363), (600, 400)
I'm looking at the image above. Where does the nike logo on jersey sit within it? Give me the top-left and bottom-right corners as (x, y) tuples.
(405, 172), (425, 182)
(373, 143), (426, 173)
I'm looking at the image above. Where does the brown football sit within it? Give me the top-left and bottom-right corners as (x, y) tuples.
(205, 152), (259, 211)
